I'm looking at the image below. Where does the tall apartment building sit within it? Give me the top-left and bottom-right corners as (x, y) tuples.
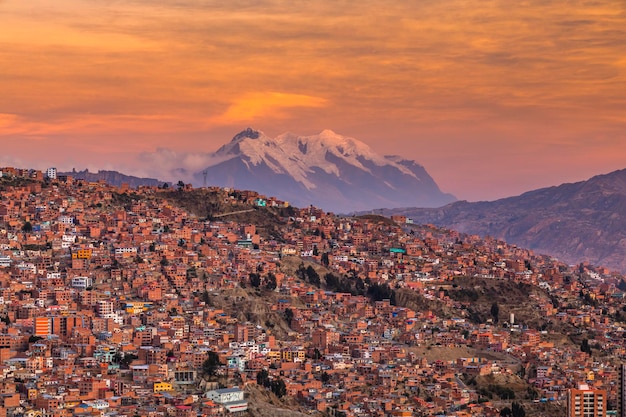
(96, 300), (115, 318)
(46, 167), (57, 180)
(566, 383), (606, 417)
(33, 315), (87, 337)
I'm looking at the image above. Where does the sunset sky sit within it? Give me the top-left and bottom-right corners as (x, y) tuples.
(1, 0), (625, 201)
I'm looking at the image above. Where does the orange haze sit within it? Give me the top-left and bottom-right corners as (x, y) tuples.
(1, 0), (625, 201)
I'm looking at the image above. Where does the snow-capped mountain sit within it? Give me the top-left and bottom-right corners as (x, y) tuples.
(195, 128), (456, 212)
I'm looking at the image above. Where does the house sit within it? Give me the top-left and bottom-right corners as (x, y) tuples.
(205, 387), (248, 413)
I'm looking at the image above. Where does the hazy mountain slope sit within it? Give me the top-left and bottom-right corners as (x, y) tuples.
(195, 128), (455, 212)
(59, 169), (166, 188)
(386, 169), (626, 272)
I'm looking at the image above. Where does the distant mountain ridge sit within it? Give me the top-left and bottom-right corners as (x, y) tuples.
(58, 169), (165, 188)
(193, 128), (455, 212)
(384, 169), (626, 273)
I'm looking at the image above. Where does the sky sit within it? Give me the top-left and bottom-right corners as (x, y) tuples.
(1, 0), (625, 202)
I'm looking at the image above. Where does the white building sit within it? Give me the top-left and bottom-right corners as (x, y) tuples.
(114, 247), (138, 256)
(205, 387), (248, 413)
(96, 300), (115, 318)
(71, 276), (93, 290)
(46, 167), (57, 180)
(0, 256), (11, 268)
(58, 216), (75, 225)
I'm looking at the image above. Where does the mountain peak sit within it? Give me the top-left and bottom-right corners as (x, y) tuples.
(319, 128), (340, 138)
(197, 129), (456, 212)
(231, 127), (262, 142)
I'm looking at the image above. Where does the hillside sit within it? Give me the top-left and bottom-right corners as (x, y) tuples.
(384, 169), (626, 272)
(59, 169), (166, 188)
(160, 188), (296, 241)
(3, 172), (622, 417)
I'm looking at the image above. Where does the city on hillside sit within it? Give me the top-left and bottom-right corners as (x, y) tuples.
(0, 167), (625, 417)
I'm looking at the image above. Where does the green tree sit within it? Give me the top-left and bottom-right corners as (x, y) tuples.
(202, 290), (211, 305)
(324, 272), (339, 290)
(119, 353), (138, 369)
(366, 283), (393, 302)
(306, 265), (320, 286)
(355, 277), (365, 293)
(271, 377), (287, 398)
(296, 264), (306, 280)
(22, 221), (33, 233)
(249, 273), (261, 288)
(321, 252), (330, 267)
(321, 371), (330, 384)
(265, 273), (277, 291)
(283, 308), (294, 326)
(202, 351), (221, 377)
(490, 384), (515, 399)
(500, 407), (512, 417)
(256, 369), (270, 387)
(511, 402), (525, 417)
(312, 348), (322, 360)
(491, 302), (500, 324)
(581, 338), (592, 355)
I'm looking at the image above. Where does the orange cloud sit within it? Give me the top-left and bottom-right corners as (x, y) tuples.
(0, 112), (196, 138)
(0, 113), (20, 127)
(212, 92), (328, 124)
(1, 0), (625, 200)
